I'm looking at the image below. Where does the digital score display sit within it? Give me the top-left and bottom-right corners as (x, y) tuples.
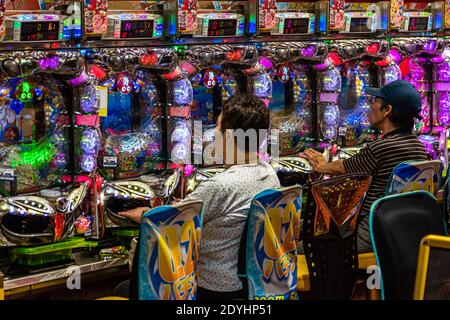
(120, 20), (154, 39)
(207, 19), (237, 36)
(283, 18), (309, 34)
(20, 21), (60, 41)
(408, 17), (429, 31)
(349, 18), (371, 33)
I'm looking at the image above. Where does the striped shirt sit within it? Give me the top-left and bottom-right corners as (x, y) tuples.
(343, 129), (428, 214)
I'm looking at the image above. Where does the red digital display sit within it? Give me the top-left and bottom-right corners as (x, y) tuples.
(408, 17), (429, 31)
(207, 19), (237, 36)
(283, 18), (309, 34)
(20, 21), (60, 41)
(120, 20), (154, 39)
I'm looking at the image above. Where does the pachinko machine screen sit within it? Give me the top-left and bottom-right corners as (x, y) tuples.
(0, 1), (82, 41)
(97, 69), (164, 180)
(0, 76), (71, 195)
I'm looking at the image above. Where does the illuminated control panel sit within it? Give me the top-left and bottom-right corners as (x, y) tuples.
(105, 13), (164, 39)
(196, 13), (245, 37)
(400, 12), (433, 32)
(4, 14), (67, 42)
(271, 12), (315, 35)
(342, 12), (377, 33)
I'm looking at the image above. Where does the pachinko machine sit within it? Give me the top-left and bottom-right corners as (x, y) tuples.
(0, 0), (82, 42)
(328, 39), (401, 154)
(0, 50), (96, 253)
(88, 48), (181, 231)
(390, 38), (449, 168)
(82, 0), (164, 40)
(179, 44), (272, 194)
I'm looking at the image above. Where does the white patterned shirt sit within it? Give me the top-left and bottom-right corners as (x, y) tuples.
(184, 161), (280, 292)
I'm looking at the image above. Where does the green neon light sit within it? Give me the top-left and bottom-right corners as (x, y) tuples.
(11, 140), (56, 168)
(18, 81), (33, 103)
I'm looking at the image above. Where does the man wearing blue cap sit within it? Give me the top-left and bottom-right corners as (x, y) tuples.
(303, 80), (428, 253)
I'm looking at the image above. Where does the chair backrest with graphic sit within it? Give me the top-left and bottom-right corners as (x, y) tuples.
(243, 186), (302, 300)
(138, 200), (203, 300)
(414, 234), (450, 300)
(370, 191), (447, 300)
(302, 173), (372, 299)
(386, 160), (443, 197)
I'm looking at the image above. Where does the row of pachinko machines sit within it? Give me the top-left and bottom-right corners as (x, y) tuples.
(0, 37), (448, 269)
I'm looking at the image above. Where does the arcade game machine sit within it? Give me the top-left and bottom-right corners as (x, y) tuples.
(0, 48), (100, 271)
(88, 48), (181, 239)
(180, 45), (272, 194)
(260, 41), (331, 186)
(388, 1), (448, 167)
(390, 38), (449, 167)
(329, 39), (401, 160)
(82, 0), (164, 42)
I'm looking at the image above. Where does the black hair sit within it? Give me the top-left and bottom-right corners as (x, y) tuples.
(381, 102), (415, 133)
(220, 94), (270, 152)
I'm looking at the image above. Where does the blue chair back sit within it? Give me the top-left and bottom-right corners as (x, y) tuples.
(138, 200), (203, 300)
(386, 160), (443, 197)
(243, 186), (302, 300)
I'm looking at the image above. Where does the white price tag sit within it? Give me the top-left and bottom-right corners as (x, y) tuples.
(103, 156), (118, 168)
(0, 167), (15, 181)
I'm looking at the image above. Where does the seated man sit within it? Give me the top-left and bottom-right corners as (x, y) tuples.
(119, 94), (280, 299)
(302, 80), (427, 253)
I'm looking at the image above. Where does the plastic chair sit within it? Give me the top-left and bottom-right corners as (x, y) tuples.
(386, 160), (443, 197)
(302, 173), (372, 299)
(239, 186), (302, 300)
(414, 234), (450, 300)
(359, 160), (444, 295)
(370, 191), (447, 300)
(138, 200), (203, 300)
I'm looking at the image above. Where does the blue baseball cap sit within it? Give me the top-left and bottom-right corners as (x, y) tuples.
(366, 80), (422, 120)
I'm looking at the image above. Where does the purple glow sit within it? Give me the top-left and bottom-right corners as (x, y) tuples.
(423, 40), (437, 53)
(321, 69), (341, 92)
(253, 73), (272, 98)
(68, 71), (88, 86)
(322, 104), (339, 124)
(81, 86), (97, 113)
(382, 64), (402, 85)
(301, 46), (315, 58)
(439, 93), (450, 109)
(39, 56), (60, 70)
(51, 153), (67, 169)
(431, 54), (446, 64)
(173, 79), (193, 105)
(80, 129), (99, 153)
(321, 125), (337, 140)
(438, 110), (450, 126)
(80, 154), (96, 173)
(436, 62), (450, 82)
(389, 49), (403, 64)
(259, 56), (273, 70)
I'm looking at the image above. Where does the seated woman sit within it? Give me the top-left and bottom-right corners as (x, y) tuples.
(302, 80), (427, 253)
(118, 94), (280, 300)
